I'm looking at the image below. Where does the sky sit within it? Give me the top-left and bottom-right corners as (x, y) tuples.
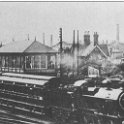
(0, 2), (124, 45)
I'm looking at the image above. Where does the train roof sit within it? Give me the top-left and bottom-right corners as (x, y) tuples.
(0, 76), (47, 86)
(0, 73), (55, 86)
(3, 73), (55, 80)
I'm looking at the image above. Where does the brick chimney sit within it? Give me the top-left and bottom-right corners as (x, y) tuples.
(94, 32), (99, 46)
(50, 34), (53, 47)
(0, 42), (2, 48)
(84, 31), (90, 46)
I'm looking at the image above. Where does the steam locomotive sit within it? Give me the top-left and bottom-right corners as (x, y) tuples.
(43, 76), (124, 124)
(0, 73), (124, 124)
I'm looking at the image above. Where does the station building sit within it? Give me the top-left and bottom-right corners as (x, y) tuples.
(0, 39), (57, 75)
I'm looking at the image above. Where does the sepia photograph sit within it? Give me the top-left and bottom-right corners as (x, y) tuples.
(0, 1), (124, 124)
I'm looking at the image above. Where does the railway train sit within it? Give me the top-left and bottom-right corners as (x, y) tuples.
(0, 73), (124, 124)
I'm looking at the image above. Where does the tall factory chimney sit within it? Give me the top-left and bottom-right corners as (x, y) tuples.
(72, 30), (76, 75)
(116, 24), (119, 42)
(73, 30), (75, 53)
(43, 33), (45, 45)
(77, 30), (79, 74)
(50, 34), (53, 47)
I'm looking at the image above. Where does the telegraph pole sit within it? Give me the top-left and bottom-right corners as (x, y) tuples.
(59, 28), (63, 78)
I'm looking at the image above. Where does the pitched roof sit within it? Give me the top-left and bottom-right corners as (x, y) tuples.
(0, 40), (34, 53)
(80, 43), (109, 58)
(80, 43), (95, 56)
(99, 44), (109, 56)
(0, 40), (57, 53)
(24, 41), (56, 53)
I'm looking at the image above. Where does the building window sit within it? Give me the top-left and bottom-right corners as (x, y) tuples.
(47, 55), (55, 69)
(8, 56), (13, 67)
(25, 55), (47, 69)
(25, 56), (31, 69)
(2, 56), (5, 67)
(5, 56), (9, 67)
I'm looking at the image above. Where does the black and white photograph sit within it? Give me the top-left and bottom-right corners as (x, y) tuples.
(0, 1), (124, 124)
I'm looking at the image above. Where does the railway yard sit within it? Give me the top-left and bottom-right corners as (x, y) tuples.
(0, 72), (124, 124)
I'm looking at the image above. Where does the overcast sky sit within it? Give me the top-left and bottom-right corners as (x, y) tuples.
(0, 2), (124, 45)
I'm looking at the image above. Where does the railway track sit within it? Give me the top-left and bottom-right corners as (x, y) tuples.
(0, 109), (54, 124)
(0, 88), (54, 124)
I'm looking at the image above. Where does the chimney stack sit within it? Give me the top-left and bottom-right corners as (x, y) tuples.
(50, 34), (53, 47)
(94, 32), (99, 46)
(43, 33), (45, 44)
(35, 36), (36, 41)
(0, 42), (2, 48)
(84, 31), (90, 46)
(116, 24), (119, 42)
(77, 30), (79, 74)
(77, 30), (79, 55)
(106, 40), (108, 44)
(73, 30), (76, 52)
(28, 34), (29, 41)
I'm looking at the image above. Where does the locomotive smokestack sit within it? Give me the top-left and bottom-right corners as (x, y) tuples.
(116, 24), (119, 42)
